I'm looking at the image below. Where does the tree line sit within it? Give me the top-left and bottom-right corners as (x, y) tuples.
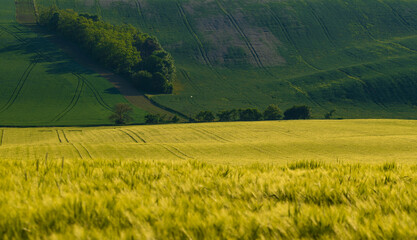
(38, 7), (176, 94)
(143, 104), (312, 124)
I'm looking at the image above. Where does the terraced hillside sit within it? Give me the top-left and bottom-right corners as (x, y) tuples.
(0, 0), (148, 126)
(36, 0), (417, 119)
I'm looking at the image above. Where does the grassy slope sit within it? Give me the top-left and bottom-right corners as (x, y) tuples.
(1, 120), (417, 238)
(0, 0), (147, 126)
(0, 119), (416, 164)
(36, 0), (417, 119)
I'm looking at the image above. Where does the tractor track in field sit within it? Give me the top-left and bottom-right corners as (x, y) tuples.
(265, 4), (321, 71)
(193, 128), (230, 143)
(177, 2), (212, 67)
(215, 0), (264, 69)
(177, 1), (258, 107)
(134, 0), (146, 27)
(308, 6), (336, 48)
(79, 143), (93, 159)
(179, 69), (201, 93)
(5, 25), (114, 116)
(0, 60), (38, 113)
(382, 1), (415, 32)
(0, 130), (4, 146)
(71, 143), (83, 159)
(119, 129), (139, 143)
(120, 128), (146, 143)
(263, 4), (330, 110)
(56, 130), (70, 143)
(125, 129), (147, 143)
(160, 144), (191, 160)
(56, 130), (62, 143)
(51, 78), (85, 122)
(61, 130), (70, 143)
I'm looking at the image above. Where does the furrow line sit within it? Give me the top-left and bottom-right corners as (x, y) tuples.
(56, 130), (62, 143)
(160, 144), (187, 160)
(0, 61), (37, 113)
(52, 78), (85, 122)
(7, 26), (113, 113)
(266, 5), (320, 71)
(119, 129), (139, 143)
(193, 128), (229, 143)
(73, 73), (113, 112)
(79, 143), (93, 159)
(0, 130), (4, 146)
(61, 130), (70, 143)
(125, 129), (146, 143)
(166, 144), (194, 159)
(382, 1), (415, 32)
(177, 2), (212, 66)
(216, 0), (263, 68)
(134, 0), (146, 27)
(308, 6), (336, 47)
(179, 69), (201, 93)
(71, 143), (83, 159)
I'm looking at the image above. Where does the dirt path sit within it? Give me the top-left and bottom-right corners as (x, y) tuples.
(15, 0), (183, 119)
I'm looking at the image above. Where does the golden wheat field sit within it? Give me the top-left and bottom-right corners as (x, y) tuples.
(2, 120), (417, 239)
(0, 119), (416, 164)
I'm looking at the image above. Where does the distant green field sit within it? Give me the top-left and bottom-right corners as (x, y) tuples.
(36, 0), (417, 119)
(1, 120), (417, 238)
(0, 0), (147, 126)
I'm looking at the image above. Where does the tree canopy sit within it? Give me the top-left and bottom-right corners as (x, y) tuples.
(39, 7), (176, 94)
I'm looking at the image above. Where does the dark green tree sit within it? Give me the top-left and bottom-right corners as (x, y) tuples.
(238, 108), (263, 121)
(145, 114), (166, 124)
(195, 111), (215, 122)
(217, 109), (239, 122)
(284, 105), (312, 120)
(109, 103), (133, 124)
(263, 104), (282, 120)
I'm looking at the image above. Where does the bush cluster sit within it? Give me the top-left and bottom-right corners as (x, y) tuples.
(38, 7), (176, 94)
(192, 104), (312, 123)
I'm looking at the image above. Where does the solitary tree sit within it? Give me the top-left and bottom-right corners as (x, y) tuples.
(109, 103), (133, 124)
(263, 104), (282, 120)
(284, 105), (311, 120)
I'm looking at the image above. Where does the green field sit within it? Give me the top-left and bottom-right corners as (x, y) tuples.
(34, 0), (417, 119)
(0, 0), (147, 126)
(1, 120), (417, 238)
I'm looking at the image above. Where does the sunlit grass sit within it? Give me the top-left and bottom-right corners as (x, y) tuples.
(1, 159), (417, 239)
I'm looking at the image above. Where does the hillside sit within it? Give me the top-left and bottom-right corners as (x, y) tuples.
(0, 0), (149, 126)
(36, 0), (417, 119)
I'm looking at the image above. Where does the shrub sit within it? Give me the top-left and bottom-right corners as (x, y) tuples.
(238, 108), (263, 121)
(263, 104), (282, 120)
(324, 110), (336, 119)
(145, 114), (166, 124)
(169, 115), (180, 123)
(195, 111), (215, 122)
(284, 105), (311, 120)
(217, 109), (239, 122)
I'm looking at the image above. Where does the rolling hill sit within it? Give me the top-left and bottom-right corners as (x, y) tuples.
(0, 0), (150, 126)
(35, 0), (417, 119)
